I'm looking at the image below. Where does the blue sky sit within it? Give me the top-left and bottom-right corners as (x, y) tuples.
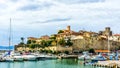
(0, 0), (120, 46)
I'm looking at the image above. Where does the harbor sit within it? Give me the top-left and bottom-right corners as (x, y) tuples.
(0, 50), (120, 68)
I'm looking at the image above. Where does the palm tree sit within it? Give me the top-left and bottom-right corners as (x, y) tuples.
(21, 37), (25, 51)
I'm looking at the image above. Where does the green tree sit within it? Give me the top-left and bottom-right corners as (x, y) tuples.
(29, 44), (36, 49)
(50, 35), (56, 40)
(88, 48), (95, 53)
(41, 40), (47, 47)
(66, 38), (73, 46)
(46, 40), (52, 46)
(58, 30), (64, 34)
(29, 44), (40, 49)
(27, 40), (31, 44)
(58, 39), (66, 46)
(21, 37), (24, 43)
(32, 40), (36, 44)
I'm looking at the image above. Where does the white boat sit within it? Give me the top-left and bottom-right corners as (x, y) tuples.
(23, 54), (37, 61)
(3, 19), (14, 62)
(44, 54), (57, 59)
(78, 52), (91, 60)
(78, 54), (91, 60)
(91, 53), (106, 61)
(3, 52), (14, 62)
(14, 55), (23, 61)
(12, 52), (23, 61)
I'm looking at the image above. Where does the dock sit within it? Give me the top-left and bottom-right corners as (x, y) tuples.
(92, 60), (120, 68)
(58, 55), (78, 59)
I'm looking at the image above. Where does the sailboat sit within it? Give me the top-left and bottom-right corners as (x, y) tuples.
(3, 18), (14, 62)
(3, 19), (24, 62)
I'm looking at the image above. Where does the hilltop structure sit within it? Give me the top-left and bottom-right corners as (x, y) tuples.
(16, 26), (120, 53)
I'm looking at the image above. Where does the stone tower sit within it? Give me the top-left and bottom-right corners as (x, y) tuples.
(67, 25), (71, 31)
(104, 27), (112, 36)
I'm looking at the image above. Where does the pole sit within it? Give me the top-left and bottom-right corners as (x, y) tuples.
(108, 35), (110, 55)
(9, 18), (12, 52)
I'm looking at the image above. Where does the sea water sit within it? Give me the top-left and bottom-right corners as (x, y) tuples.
(0, 59), (104, 68)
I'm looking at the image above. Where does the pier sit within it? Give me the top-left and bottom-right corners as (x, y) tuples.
(92, 60), (120, 68)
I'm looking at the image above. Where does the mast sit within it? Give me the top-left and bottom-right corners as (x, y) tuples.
(9, 18), (12, 51)
(108, 35), (110, 55)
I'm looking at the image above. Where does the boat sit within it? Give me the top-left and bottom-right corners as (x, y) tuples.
(3, 19), (24, 62)
(11, 52), (23, 61)
(4, 56), (14, 62)
(91, 53), (106, 62)
(78, 52), (91, 60)
(3, 51), (14, 62)
(44, 54), (57, 59)
(22, 53), (37, 61)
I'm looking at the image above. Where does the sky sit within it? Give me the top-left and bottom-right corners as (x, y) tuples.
(0, 0), (120, 46)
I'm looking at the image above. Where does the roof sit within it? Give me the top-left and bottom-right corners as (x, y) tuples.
(114, 34), (120, 36)
(95, 50), (110, 53)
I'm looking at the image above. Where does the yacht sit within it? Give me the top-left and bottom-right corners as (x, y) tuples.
(12, 52), (23, 61)
(78, 52), (91, 60)
(3, 51), (14, 62)
(91, 53), (106, 62)
(44, 54), (57, 59)
(22, 53), (37, 61)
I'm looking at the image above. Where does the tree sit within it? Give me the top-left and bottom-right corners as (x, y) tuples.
(58, 30), (64, 34)
(29, 44), (40, 49)
(20, 37), (26, 50)
(21, 37), (24, 43)
(27, 40), (31, 44)
(50, 35), (56, 40)
(32, 40), (36, 44)
(41, 40), (47, 48)
(29, 44), (36, 49)
(46, 40), (52, 46)
(89, 48), (95, 53)
(58, 39), (66, 46)
(66, 38), (73, 46)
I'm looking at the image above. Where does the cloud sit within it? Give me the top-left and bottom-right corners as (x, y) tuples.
(31, 17), (71, 24)
(18, 1), (55, 11)
(19, 4), (40, 11)
(10, 0), (18, 2)
(0, 0), (120, 45)
(55, 0), (105, 4)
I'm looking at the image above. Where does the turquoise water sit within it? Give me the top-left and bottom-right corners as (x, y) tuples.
(0, 59), (103, 68)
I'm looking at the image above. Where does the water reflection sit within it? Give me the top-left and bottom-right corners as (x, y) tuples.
(56, 59), (78, 65)
(0, 59), (104, 68)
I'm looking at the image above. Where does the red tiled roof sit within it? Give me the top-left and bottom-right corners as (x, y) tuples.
(114, 34), (120, 36)
(95, 50), (110, 53)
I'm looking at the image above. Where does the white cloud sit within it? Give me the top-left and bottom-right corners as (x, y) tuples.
(0, 0), (120, 45)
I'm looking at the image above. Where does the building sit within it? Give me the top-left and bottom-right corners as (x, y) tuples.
(109, 34), (120, 42)
(56, 26), (82, 40)
(41, 35), (50, 40)
(99, 27), (112, 36)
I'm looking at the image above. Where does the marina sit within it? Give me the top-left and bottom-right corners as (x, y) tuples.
(0, 59), (103, 68)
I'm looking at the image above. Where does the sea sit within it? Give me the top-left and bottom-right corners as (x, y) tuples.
(0, 59), (104, 68)
(0, 46), (14, 50)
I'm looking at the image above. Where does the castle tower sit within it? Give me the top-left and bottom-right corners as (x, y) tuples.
(105, 27), (110, 32)
(67, 25), (71, 31)
(104, 27), (112, 36)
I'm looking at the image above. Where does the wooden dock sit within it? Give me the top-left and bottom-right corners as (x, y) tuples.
(92, 60), (120, 68)
(58, 55), (78, 59)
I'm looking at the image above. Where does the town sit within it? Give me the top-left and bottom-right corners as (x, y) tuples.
(16, 26), (120, 54)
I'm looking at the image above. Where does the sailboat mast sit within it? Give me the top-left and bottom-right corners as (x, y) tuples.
(9, 18), (12, 51)
(108, 35), (110, 55)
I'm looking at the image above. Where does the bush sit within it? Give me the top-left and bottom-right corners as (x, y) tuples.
(89, 48), (95, 53)
(64, 51), (69, 54)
